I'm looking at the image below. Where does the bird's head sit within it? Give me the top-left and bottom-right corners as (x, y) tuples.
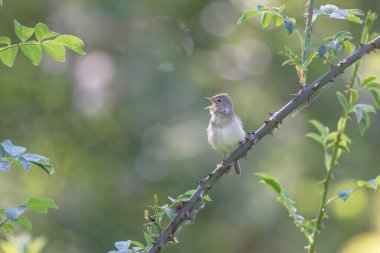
(204, 93), (234, 115)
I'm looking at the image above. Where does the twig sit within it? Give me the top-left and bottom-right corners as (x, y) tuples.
(148, 36), (380, 253)
(301, 0), (315, 86)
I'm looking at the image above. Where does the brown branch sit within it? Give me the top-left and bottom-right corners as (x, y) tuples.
(147, 36), (380, 253)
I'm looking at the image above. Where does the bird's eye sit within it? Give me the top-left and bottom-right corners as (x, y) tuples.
(216, 99), (222, 102)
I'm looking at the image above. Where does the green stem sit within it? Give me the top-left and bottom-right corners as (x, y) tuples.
(309, 124), (345, 253)
(309, 13), (374, 252)
(0, 218), (9, 228)
(301, 0), (315, 86)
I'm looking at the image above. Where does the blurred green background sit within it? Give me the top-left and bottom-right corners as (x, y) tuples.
(1, 0), (380, 252)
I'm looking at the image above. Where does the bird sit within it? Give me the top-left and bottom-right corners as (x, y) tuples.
(205, 93), (246, 175)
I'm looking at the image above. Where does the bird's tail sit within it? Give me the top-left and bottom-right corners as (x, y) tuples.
(232, 160), (241, 176)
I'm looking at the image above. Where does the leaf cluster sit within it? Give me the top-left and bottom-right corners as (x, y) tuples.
(0, 20), (85, 67)
(0, 198), (57, 234)
(0, 139), (54, 175)
(109, 191), (212, 253)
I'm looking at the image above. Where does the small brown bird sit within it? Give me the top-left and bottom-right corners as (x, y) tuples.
(205, 93), (246, 175)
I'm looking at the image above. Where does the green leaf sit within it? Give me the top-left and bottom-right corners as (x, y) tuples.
(14, 20), (35, 42)
(24, 198), (58, 213)
(313, 5), (364, 24)
(256, 172), (283, 194)
(305, 133), (324, 146)
(337, 92), (349, 113)
(0, 46), (18, 67)
(54, 35), (86, 55)
(272, 6), (285, 13)
(343, 40), (354, 55)
(357, 179), (378, 190)
(361, 76), (377, 86)
(237, 10), (260, 24)
(41, 43), (65, 62)
(0, 223), (14, 234)
(337, 188), (355, 201)
(353, 104), (375, 135)
(20, 42), (42, 65)
(271, 13), (284, 27)
(144, 232), (153, 248)
(16, 216), (32, 230)
(309, 119), (328, 136)
(0, 36), (11, 45)
(369, 89), (380, 108)
(261, 12), (272, 29)
(202, 194), (212, 202)
(349, 89), (358, 104)
(131, 241), (146, 250)
(34, 23), (58, 41)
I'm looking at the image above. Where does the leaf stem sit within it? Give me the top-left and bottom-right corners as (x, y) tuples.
(0, 218), (9, 228)
(301, 0), (315, 86)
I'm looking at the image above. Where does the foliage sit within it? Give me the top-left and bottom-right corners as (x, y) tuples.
(0, 139), (54, 175)
(0, 20), (85, 67)
(109, 2), (380, 253)
(0, 198), (57, 234)
(109, 192), (211, 252)
(1, 6), (85, 244)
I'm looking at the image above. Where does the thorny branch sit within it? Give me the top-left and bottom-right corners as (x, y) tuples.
(148, 36), (380, 253)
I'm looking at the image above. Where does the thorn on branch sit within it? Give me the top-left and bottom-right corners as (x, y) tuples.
(330, 64), (336, 69)
(264, 120), (270, 126)
(360, 43), (364, 48)
(372, 42), (378, 49)
(312, 82), (321, 90)
(274, 119), (282, 129)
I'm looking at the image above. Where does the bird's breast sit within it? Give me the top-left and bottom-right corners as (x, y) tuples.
(207, 116), (245, 154)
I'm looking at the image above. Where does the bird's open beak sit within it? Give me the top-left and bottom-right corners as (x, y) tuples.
(204, 97), (215, 109)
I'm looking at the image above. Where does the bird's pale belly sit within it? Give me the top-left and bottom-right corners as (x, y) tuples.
(207, 123), (245, 154)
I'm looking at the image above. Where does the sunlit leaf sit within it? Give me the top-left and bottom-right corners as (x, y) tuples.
(237, 10), (260, 24)
(369, 89), (380, 108)
(14, 20), (35, 42)
(0, 46), (18, 67)
(309, 119), (328, 136)
(35, 23), (58, 41)
(54, 35), (86, 55)
(357, 179), (378, 190)
(0, 36), (11, 46)
(313, 5), (364, 24)
(256, 172), (283, 194)
(305, 133), (324, 146)
(20, 42), (42, 65)
(0, 223), (14, 234)
(336, 92), (349, 114)
(2, 140), (26, 157)
(261, 12), (272, 28)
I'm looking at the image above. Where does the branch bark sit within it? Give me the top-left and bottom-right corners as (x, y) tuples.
(148, 36), (380, 253)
